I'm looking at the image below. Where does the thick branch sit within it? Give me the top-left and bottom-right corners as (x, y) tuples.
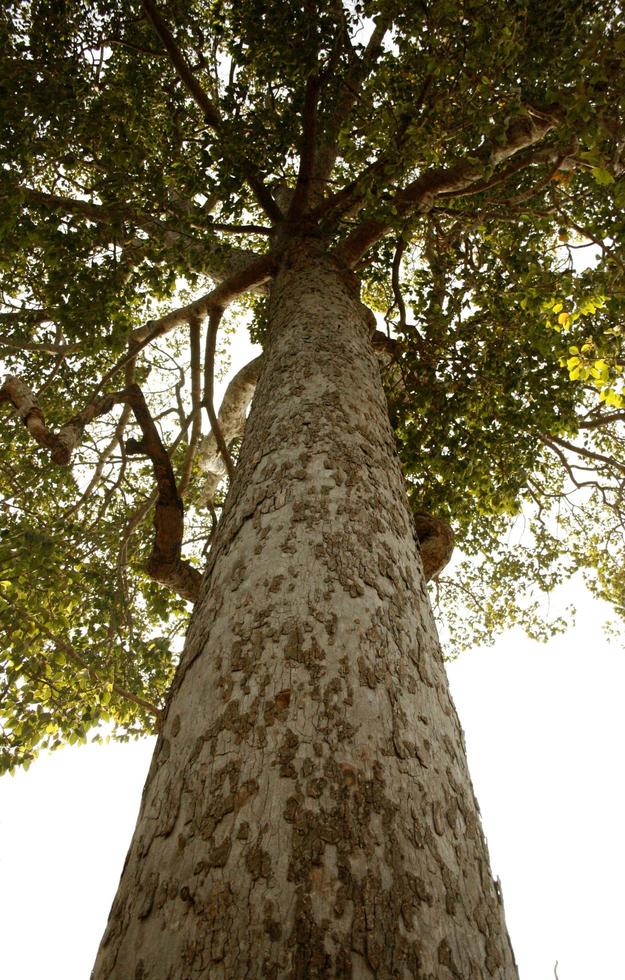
(390, 237), (408, 332)
(130, 252), (275, 345)
(335, 110), (563, 267)
(287, 72), (323, 221)
(0, 375), (126, 464)
(141, 0), (221, 127)
(178, 314), (203, 497)
(125, 385), (202, 602)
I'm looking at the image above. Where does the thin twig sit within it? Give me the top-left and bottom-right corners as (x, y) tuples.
(178, 313), (204, 496)
(202, 305), (235, 482)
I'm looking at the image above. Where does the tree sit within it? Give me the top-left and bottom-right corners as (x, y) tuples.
(1, 0), (624, 975)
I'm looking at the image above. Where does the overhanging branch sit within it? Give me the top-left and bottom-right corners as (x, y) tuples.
(130, 252), (275, 345)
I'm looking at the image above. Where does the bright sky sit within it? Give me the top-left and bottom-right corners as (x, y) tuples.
(1, 584), (623, 980)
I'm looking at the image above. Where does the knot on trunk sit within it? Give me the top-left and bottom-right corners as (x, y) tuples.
(413, 512), (454, 581)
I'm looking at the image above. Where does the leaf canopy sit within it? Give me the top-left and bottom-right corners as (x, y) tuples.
(1, 0), (624, 771)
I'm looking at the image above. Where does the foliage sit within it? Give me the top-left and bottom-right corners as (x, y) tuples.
(1, 0), (624, 771)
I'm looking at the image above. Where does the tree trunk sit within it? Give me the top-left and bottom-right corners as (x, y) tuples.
(92, 242), (518, 979)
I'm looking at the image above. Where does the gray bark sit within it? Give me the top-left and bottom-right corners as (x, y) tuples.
(92, 241), (517, 979)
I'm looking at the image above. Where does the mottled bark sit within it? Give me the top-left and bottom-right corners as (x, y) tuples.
(92, 243), (517, 979)
(194, 333), (411, 508)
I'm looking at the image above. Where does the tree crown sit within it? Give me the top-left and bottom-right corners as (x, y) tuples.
(1, 0), (624, 771)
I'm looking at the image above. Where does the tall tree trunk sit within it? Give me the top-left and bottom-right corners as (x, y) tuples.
(92, 242), (518, 979)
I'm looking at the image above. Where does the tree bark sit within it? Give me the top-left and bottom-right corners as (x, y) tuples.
(92, 242), (518, 979)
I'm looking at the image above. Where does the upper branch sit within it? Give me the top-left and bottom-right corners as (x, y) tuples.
(287, 71), (323, 221)
(12, 184), (191, 243)
(141, 0), (221, 128)
(12, 183), (264, 281)
(311, 10), (391, 194)
(335, 108), (565, 268)
(141, 0), (281, 223)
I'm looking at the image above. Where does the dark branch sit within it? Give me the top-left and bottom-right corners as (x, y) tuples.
(0, 376), (201, 603)
(141, 0), (221, 127)
(287, 72), (323, 221)
(125, 385), (202, 602)
(141, 0), (281, 222)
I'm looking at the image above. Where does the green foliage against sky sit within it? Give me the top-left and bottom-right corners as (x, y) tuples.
(1, 0), (624, 772)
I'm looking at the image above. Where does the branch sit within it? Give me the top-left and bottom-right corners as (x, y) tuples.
(312, 74), (434, 226)
(287, 71), (323, 221)
(178, 314), (203, 497)
(311, 11), (391, 195)
(0, 335), (80, 355)
(15, 185), (135, 225)
(544, 432), (625, 476)
(141, 0), (281, 222)
(0, 308), (56, 325)
(0, 376), (201, 603)
(0, 375), (127, 464)
(124, 385), (201, 602)
(576, 411), (625, 430)
(13, 184), (191, 243)
(62, 403), (133, 519)
(89, 251), (274, 405)
(197, 355), (262, 502)
(14, 183), (264, 280)
(335, 109), (563, 267)
(141, 0), (221, 127)
(130, 252), (275, 345)
(207, 221), (272, 235)
(390, 237), (408, 332)
(202, 305), (235, 482)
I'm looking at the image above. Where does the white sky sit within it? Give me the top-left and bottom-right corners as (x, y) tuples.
(1, 585), (623, 979)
